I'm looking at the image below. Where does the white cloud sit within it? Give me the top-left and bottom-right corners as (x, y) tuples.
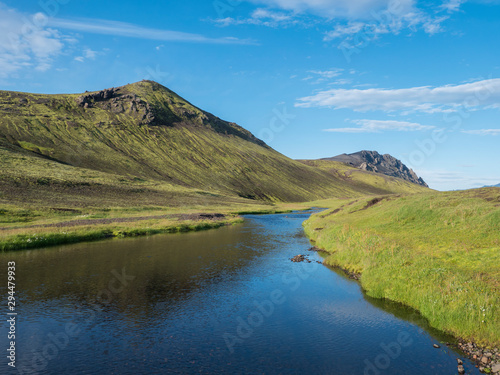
(246, 0), (415, 19)
(323, 10), (449, 43)
(324, 22), (365, 39)
(74, 48), (98, 63)
(49, 17), (254, 44)
(441, 0), (466, 12)
(0, 4), (64, 76)
(330, 78), (352, 85)
(253, 8), (294, 22)
(308, 69), (343, 79)
(84, 48), (97, 59)
(296, 78), (500, 113)
(213, 8), (297, 27)
(323, 119), (435, 133)
(461, 129), (500, 135)
(241, 1), (459, 43)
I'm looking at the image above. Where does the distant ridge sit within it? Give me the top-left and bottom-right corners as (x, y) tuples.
(0, 81), (428, 207)
(323, 150), (428, 187)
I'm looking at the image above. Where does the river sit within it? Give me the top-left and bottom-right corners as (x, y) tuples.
(0, 211), (480, 374)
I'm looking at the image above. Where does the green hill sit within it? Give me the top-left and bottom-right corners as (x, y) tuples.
(0, 80), (427, 208)
(297, 159), (428, 196)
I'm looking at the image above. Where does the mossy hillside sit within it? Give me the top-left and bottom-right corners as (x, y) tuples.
(0, 138), (263, 209)
(0, 81), (428, 203)
(304, 188), (500, 345)
(297, 159), (429, 195)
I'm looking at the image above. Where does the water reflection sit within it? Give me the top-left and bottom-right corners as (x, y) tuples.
(0, 212), (480, 374)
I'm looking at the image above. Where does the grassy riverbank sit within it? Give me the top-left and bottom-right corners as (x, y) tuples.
(304, 188), (500, 346)
(0, 213), (245, 252)
(0, 214), (243, 251)
(0, 199), (318, 252)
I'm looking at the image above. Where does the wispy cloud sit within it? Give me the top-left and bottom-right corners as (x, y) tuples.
(240, 0), (461, 44)
(0, 4), (65, 76)
(302, 68), (346, 84)
(323, 119), (435, 133)
(441, 0), (466, 12)
(74, 47), (98, 63)
(246, 0), (415, 19)
(324, 13), (448, 43)
(296, 78), (500, 113)
(214, 8), (298, 27)
(308, 69), (343, 79)
(49, 17), (255, 45)
(461, 128), (500, 135)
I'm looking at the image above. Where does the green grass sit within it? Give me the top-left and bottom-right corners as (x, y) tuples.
(0, 216), (243, 252)
(303, 188), (500, 346)
(0, 80), (430, 252)
(0, 81), (428, 206)
(297, 159), (429, 195)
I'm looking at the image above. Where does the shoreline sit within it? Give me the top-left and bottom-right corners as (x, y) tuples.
(303, 191), (500, 374)
(0, 205), (317, 252)
(0, 214), (243, 252)
(321, 258), (500, 374)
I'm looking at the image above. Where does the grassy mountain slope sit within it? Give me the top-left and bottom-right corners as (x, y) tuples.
(0, 80), (428, 205)
(304, 188), (500, 345)
(322, 150), (428, 187)
(297, 159), (429, 195)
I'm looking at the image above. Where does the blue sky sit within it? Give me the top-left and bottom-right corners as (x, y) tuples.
(1, 0), (499, 190)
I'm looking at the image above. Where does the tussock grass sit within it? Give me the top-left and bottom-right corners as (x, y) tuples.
(304, 188), (500, 346)
(0, 216), (243, 252)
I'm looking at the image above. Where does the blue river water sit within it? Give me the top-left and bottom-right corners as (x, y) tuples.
(0, 211), (480, 374)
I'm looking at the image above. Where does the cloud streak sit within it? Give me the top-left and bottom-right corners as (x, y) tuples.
(296, 78), (500, 113)
(49, 17), (255, 45)
(461, 129), (500, 135)
(323, 119), (435, 133)
(214, 8), (298, 27)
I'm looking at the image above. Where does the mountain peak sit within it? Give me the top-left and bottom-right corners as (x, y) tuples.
(323, 150), (428, 187)
(73, 81), (267, 147)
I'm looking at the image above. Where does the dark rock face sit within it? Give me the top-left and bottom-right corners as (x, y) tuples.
(76, 88), (119, 107)
(75, 87), (156, 125)
(324, 150), (428, 187)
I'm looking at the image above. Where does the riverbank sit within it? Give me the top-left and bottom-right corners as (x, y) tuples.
(0, 213), (244, 252)
(303, 188), (500, 372)
(0, 200), (319, 252)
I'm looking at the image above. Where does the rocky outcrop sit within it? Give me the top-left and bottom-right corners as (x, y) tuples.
(76, 88), (119, 107)
(324, 150), (428, 187)
(74, 80), (267, 147)
(75, 87), (157, 125)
